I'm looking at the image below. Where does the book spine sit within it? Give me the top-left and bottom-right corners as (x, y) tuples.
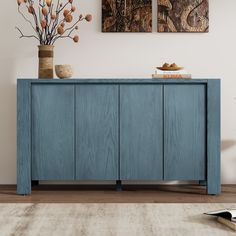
(161, 71), (186, 74)
(217, 217), (236, 231)
(152, 74), (192, 79)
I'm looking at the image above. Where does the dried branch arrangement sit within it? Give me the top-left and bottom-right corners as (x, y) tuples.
(16, 0), (92, 45)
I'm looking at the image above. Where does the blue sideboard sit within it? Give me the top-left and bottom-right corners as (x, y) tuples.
(17, 79), (221, 195)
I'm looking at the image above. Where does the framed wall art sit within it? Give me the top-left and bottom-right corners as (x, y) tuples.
(102, 0), (152, 32)
(158, 0), (209, 33)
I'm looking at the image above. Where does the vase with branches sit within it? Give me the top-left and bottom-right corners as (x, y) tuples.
(16, 0), (92, 78)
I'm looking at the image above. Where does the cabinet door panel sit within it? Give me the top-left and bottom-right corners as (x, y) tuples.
(76, 85), (118, 180)
(120, 85), (163, 180)
(32, 85), (75, 180)
(164, 85), (206, 180)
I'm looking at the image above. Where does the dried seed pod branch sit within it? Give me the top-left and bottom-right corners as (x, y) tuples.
(18, 5), (39, 36)
(16, 0), (92, 45)
(51, 25), (76, 44)
(50, 1), (70, 32)
(16, 26), (39, 41)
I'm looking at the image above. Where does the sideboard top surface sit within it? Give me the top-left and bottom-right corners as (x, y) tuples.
(17, 79), (220, 84)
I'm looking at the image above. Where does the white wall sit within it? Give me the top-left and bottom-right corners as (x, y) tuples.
(0, 0), (236, 184)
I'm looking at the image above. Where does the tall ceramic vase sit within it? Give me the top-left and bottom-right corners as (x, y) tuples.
(38, 45), (54, 79)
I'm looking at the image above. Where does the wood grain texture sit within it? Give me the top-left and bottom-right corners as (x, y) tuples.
(164, 85), (206, 180)
(207, 80), (221, 195)
(17, 79), (221, 195)
(76, 85), (119, 180)
(120, 85), (163, 180)
(3, 185), (234, 203)
(32, 85), (75, 180)
(102, 0), (152, 32)
(17, 80), (32, 195)
(18, 79), (209, 84)
(158, 0), (209, 33)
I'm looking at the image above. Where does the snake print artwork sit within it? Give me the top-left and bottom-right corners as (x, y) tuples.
(102, 0), (152, 32)
(158, 0), (209, 32)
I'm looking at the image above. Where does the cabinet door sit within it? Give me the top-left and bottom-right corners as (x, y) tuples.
(164, 85), (206, 180)
(76, 85), (118, 180)
(120, 85), (163, 180)
(32, 85), (75, 180)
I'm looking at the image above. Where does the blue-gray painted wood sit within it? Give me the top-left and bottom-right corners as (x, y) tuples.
(31, 85), (75, 180)
(120, 85), (163, 180)
(17, 80), (32, 195)
(164, 85), (206, 180)
(207, 80), (221, 195)
(18, 79), (209, 84)
(17, 79), (221, 195)
(76, 85), (119, 180)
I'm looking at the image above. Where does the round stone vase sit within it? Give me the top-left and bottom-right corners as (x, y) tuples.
(38, 45), (54, 79)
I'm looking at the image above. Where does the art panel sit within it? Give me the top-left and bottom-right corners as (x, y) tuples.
(158, 0), (209, 32)
(102, 0), (152, 32)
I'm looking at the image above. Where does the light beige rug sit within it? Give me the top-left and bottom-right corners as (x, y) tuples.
(0, 203), (236, 236)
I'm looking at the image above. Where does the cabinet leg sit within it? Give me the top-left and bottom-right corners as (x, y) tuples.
(31, 180), (39, 187)
(207, 182), (221, 195)
(116, 180), (122, 191)
(199, 180), (207, 186)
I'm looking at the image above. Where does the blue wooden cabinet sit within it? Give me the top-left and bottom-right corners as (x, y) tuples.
(32, 85), (75, 180)
(76, 85), (119, 180)
(120, 85), (163, 180)
(164, 85), (206, 180)
(17, 79), (221, 195)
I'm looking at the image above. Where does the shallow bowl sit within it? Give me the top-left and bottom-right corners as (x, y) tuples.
(55, 65), (73, 79)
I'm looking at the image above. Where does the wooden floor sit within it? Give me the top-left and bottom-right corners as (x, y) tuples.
(0, 184), (236, 203)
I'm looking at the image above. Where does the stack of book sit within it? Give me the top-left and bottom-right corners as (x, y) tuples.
(152, 69), (192, 79)
(205, 209), (236, 231)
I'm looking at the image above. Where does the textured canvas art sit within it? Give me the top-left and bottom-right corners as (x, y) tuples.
(102, 0), (152, 32)
(158, 0), (209, 32)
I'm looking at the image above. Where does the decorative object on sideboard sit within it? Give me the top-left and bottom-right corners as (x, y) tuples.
(152, 63), (192, 79)
(157, 63), (183, 71)
(55, 65), (73, 79)
(38, 45), (54, 78)
(102, 0), (152, 32)
(158, 0), (209, 33)
(16, 0), (92, 79)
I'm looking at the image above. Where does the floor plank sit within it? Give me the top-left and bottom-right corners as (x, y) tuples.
(0, 185), (235, 203)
